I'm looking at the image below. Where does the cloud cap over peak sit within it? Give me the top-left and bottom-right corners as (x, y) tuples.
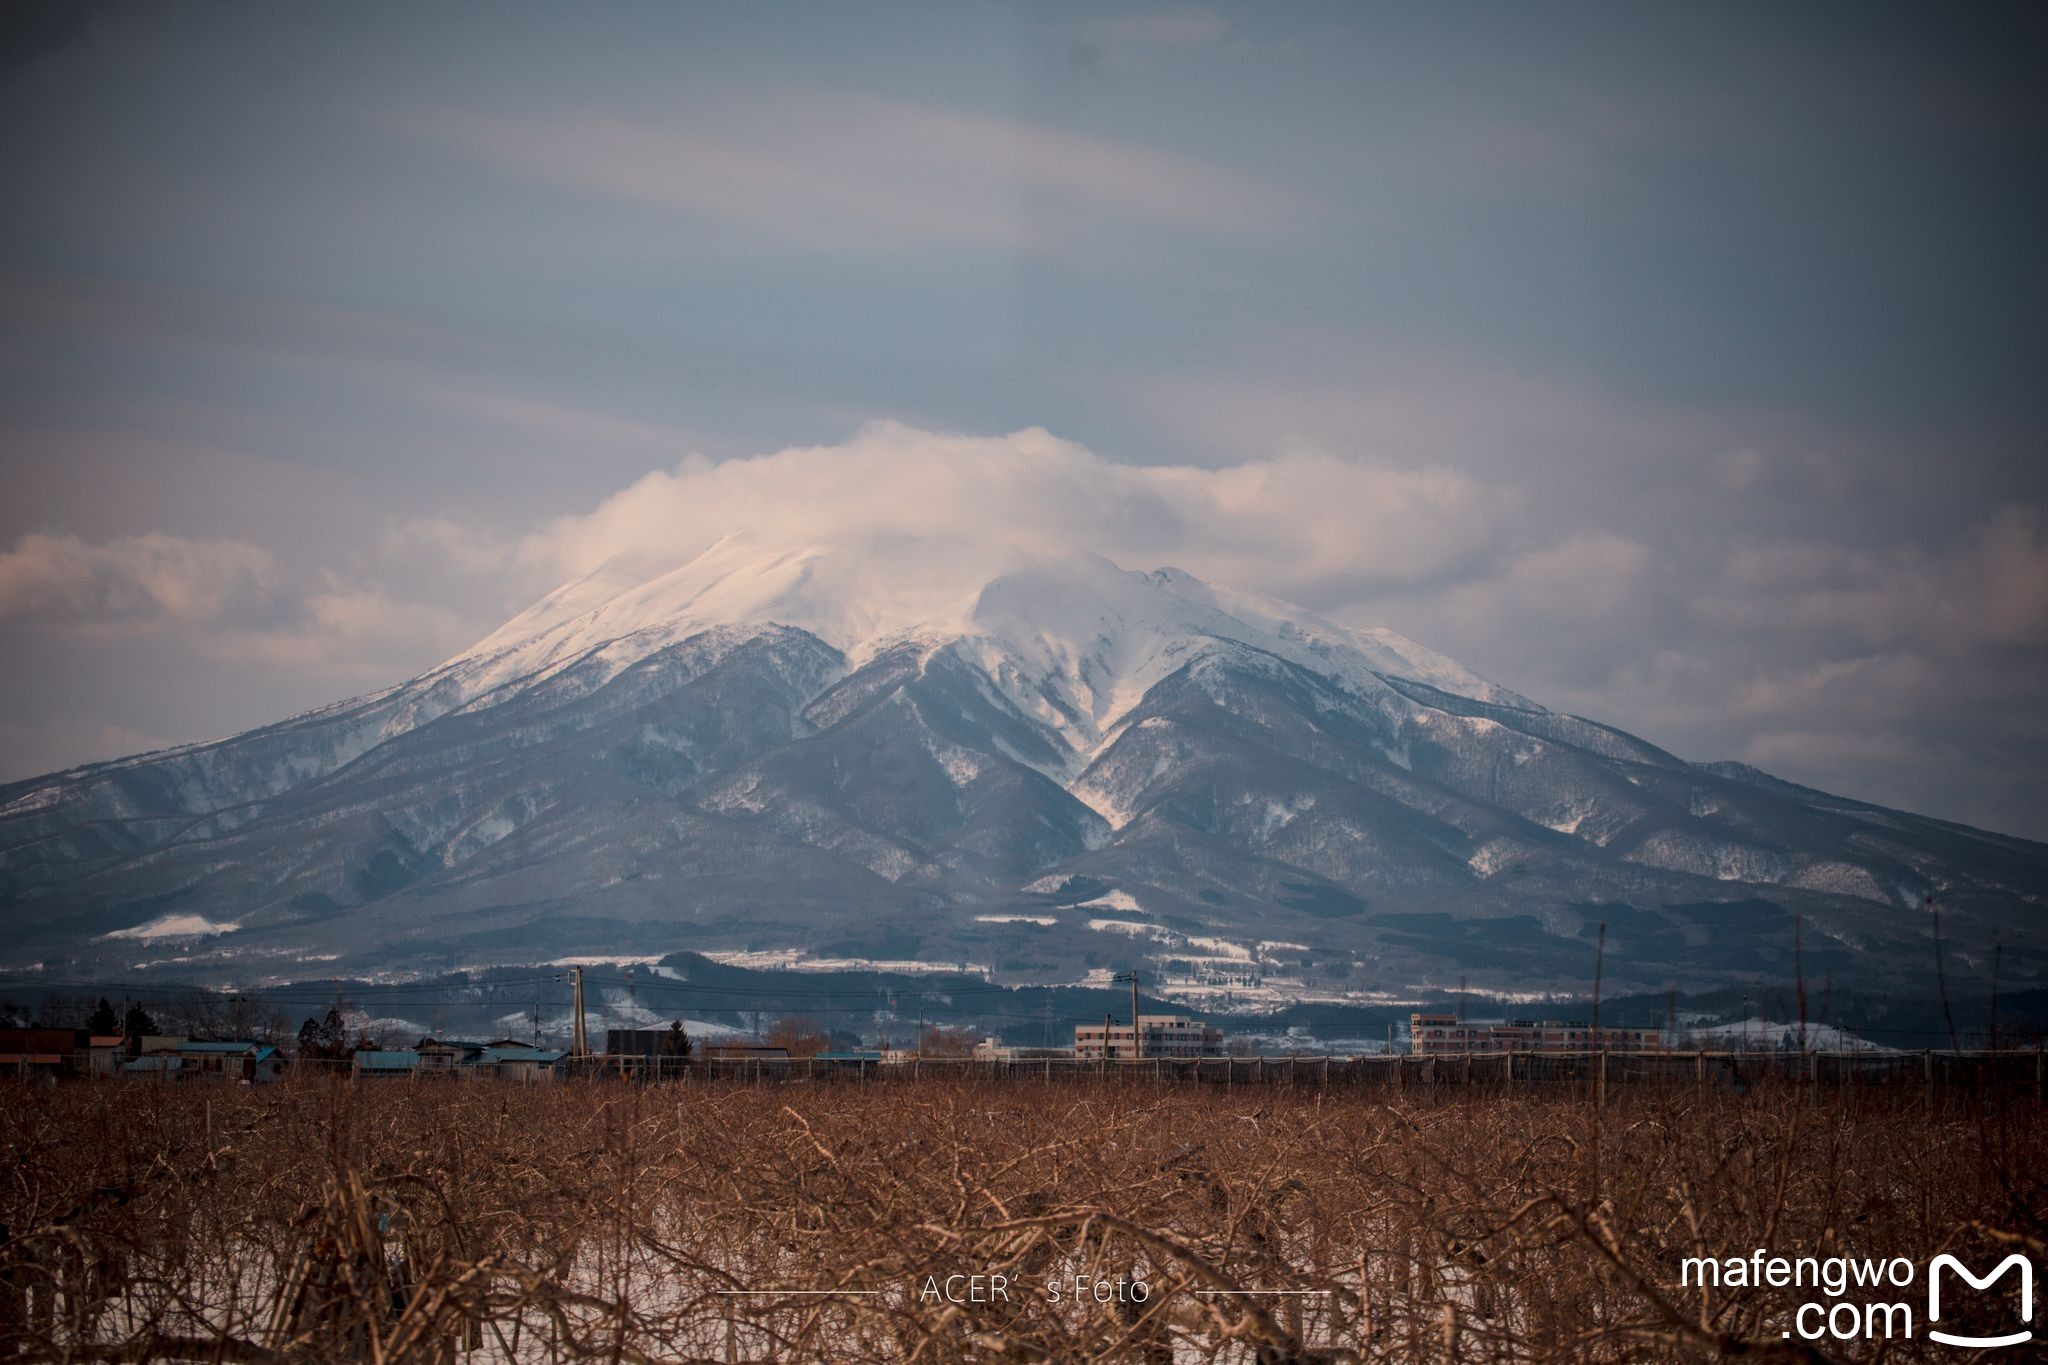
(503, 421), (1505, 621)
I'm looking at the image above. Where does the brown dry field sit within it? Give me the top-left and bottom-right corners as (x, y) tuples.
(1, 1073), (2041, 1363)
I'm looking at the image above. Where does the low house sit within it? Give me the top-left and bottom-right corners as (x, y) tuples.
(603, 1027), (698, 1078)
(0, 1028), (91, 1080)
(169, 1040), (282, 1082)
(121, 1054), (184, 1080)
(87, 1035), (126, 1075)
(353, 1050), (421, 1079)
(474, 1045), (565, 1084)
(972, 1040), (1077, 1063)
(414, 1039), (486, 1073)
(120, 1039), (282, 1082)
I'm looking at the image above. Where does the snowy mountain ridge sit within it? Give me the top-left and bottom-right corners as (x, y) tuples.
(453, 534), (1527, 777)
(1, 534), (2042, 997)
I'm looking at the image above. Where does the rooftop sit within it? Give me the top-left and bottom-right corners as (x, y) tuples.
(478, 1047), (565, 1064)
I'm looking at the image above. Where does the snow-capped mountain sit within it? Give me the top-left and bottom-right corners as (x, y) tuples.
(2, 538), (2042, 996)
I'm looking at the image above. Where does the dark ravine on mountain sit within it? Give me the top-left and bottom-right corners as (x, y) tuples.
(2, 536), (2042, 997)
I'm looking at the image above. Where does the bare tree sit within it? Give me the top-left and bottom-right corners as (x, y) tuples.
(764, 1013), (831, 1057)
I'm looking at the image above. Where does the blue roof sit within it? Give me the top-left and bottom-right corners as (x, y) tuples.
(479, 1047), (565, 1064)
(177, 1040), (275, 1058)
(816, 1051), (883, 1061)
(355, 1050), (419, 1070)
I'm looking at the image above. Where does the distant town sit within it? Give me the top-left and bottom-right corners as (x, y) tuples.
(5, 999), (2025, 1090)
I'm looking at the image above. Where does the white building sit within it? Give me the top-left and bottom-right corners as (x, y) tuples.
(1074, 1015), (1223, 1060)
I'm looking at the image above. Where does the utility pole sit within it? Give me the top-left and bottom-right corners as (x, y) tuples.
(917, 1002), (924, 1059)
(1114, 978), (1146, 1064)
(570, 965), (589, 1057)
(531, 1002), (540, 1048)
(1459, 973), (1468, 1055)
(1113, 971), (1141, 1061)
(1132, 973), (1141, 1061)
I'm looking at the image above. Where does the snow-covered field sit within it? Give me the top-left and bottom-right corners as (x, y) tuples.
(1682, 1018), (1891, 1052)
(103, 913), (241, 940)
(698, 949), (991, 977)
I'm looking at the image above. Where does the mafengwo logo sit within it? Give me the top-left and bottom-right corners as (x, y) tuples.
(1928, 1253), (2033, 1350)
(1681, 1249), (2035, 1346)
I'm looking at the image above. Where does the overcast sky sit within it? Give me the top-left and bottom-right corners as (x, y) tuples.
(1, 2), (2044, 837)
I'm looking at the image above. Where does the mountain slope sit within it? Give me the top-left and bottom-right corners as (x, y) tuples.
(2, 541), (2041, 996)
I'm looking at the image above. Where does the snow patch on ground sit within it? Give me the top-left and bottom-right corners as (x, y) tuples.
(861, 845), (923, 881)
(925, 734), (986, 787)
(104, 914), (241, 941)
(703, 775), (771, 815)
(1185, 935), (1253, 962)
(348, 1013), (430, 1044)
(698, 949), (990, 976)
(1254, 795), (1315, 838)
(1089, 918), (1174, 941)
(1466, 838), (1521, 878)
(975, 914), (1057, 926)
(1686, 1019), (1890, 1052)
(1534, 793), (1604, 838)
(1067, 779), (1134, 830)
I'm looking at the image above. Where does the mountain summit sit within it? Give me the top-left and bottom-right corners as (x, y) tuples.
(2, 542), (2041, 996)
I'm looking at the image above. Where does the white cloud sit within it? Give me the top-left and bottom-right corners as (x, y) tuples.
(0, 531), (279, 626)
(212, 581), (472, 677)
(0, 531), (470, 690)
(380, 515), (520, 582)
(505, 420), (1505, 608)
(1350, 533), (1659, 690)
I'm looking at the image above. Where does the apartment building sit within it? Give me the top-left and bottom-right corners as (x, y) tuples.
(1074, 1014), (1223, 1060)
(1410, 1012), (1660, 1054)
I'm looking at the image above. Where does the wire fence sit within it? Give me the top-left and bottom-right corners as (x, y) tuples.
(64, 1046), (2048, 1104)
(216, 1046), (2048, 1099)
(679, 1047), (2048, 1095)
